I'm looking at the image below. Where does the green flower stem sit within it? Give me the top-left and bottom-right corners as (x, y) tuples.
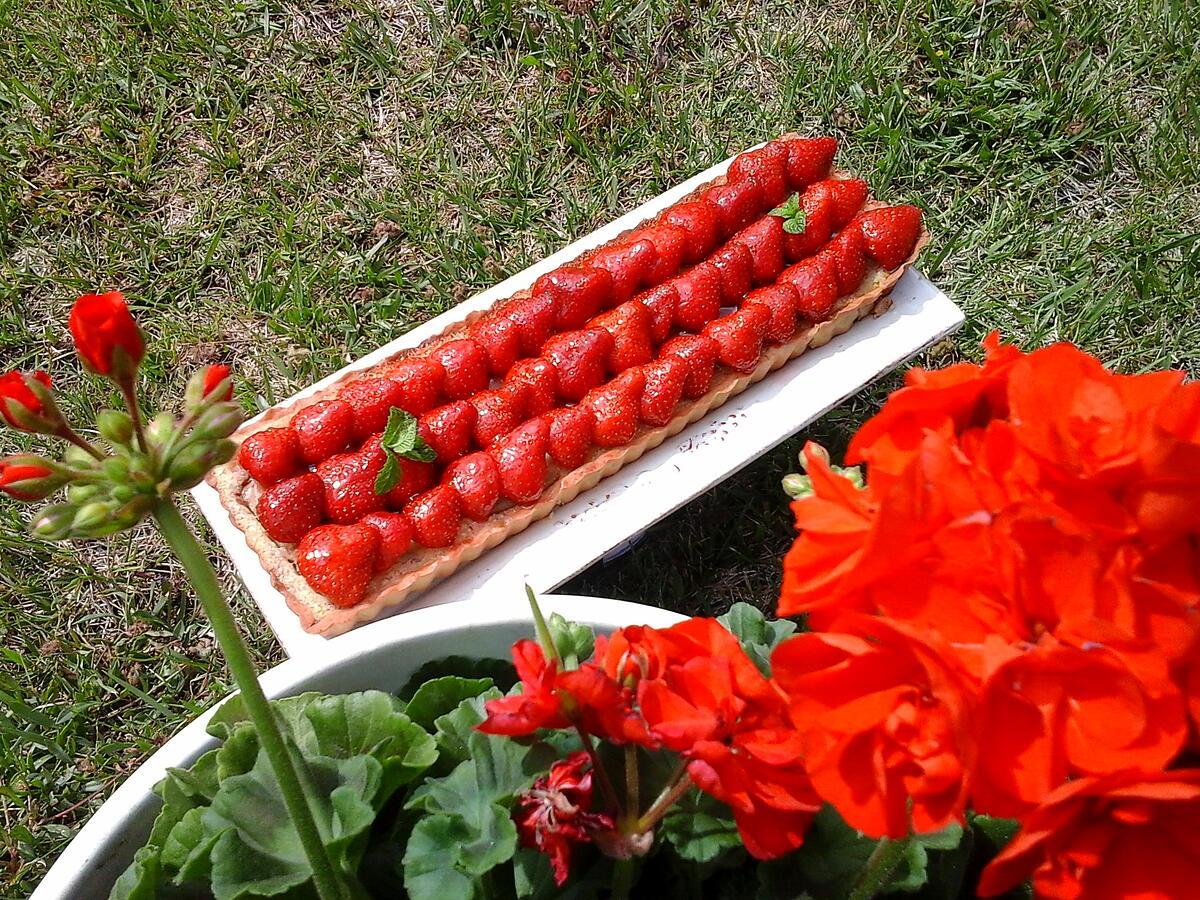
(152, 498), (348, 900)
(57, 425), (105, 460)
(623, 745), (639, 827)
(848, 836), (912, 900)
(577, 726), (622, 816)
(634, 766), (691, 833)
(120, 381), (148, 455)
(610, 858), (634, 900)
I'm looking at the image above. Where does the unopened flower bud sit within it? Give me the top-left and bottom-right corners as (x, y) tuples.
(192, 402), (243, 440)
(31, 503), (77, 540)
(184, 364), (233, 413)
(64, 445), (99, 470)
(145, 412), (177, 453)
(72, 501), (116, 533)
(782, 472), (814, 499)
(167, 439), (234, 490)
(0, 455), (66, 501)
(96, 410), (134, 446)
(102, 455), (130, 482)
(67, 483), (103, 504)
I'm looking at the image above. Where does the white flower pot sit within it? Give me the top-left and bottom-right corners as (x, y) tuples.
(33, 595), (685, 899)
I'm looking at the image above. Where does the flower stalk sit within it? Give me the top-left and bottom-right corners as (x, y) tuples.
(847, 836), (912, 900)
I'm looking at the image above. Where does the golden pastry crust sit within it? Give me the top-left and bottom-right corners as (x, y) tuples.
(207, 144), (929, 637)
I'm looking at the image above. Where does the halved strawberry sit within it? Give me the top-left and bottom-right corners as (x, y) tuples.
(472, 388), (524, 447)
(744, 284), (800, 344)
(491, 417), (550, 505)
(660, 334), (720, 399)
(592, 301), (654, 373)
(316, 448), (386, 524)
(469, 314), (521, 376)
(709, 242), (753, 304)
(670, 264), (723, 332)
(782, 136), (838, 190)
(238, 427), (300, 486)
(638, 356), (688, 426)
(433, 339), (490, 401)
(533, 266), (613, 331)
(856, 205), (923, 269)
(779, 256), (840, 321)
(781, 189), (834, 261)
(704, 179), (764, 237)
(385, 357), (445, 416)
(360, 511), (414, 572)
(636, 224), (688, 283)
(404, 485), (462, 548)
(543, 328), (614, 402)
(582, 369), (645, 447)
(504, 294), (557, 357)
(732, 216), (785, 285)
(417, 401), (476, 462)
(661, 200), (722, 263)
(727, 143), (790, 206)
(445, 452), (502, 521)
(702, 305), (770, 374)
(292, 400), (354, 465)
(589, 238), (657, 305)
(546, 406), (594, 469)
(808, 178), (869, 228)
(820, 228), (867, 295)
(505, 358), (559, 416)
(337, 377), (406, 442)
(297, 524), (380, 607)
(257, 473), (325, 543)
(635, 283), (679, 344)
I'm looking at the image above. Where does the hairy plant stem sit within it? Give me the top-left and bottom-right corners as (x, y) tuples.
(622, 745), (640, 829)
(577, 726), (622, 816)
(58, 425), (104, 460)
(120, 381), (148, 455)
(848, 836), (913, 900)
(635, 766), (691, 833)
(153, 499), (349, 900)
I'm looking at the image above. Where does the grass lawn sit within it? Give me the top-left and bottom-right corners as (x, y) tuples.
(0, 0), (1197, 891)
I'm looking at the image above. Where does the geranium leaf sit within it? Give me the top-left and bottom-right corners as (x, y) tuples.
(717, 602), (798, 676)
(432, 688), (502, 767)
(546, 612), (594, 668)
(757, 806), (876, 900)
(108, 845), (168, 900)
(514, 848), (609, 899)
(403, 676), (495, 731)
(160, 807), (221, 884)
(399, 656), (517, 699)
(403, 815), (479, 900)
(661, 788), (743, 864)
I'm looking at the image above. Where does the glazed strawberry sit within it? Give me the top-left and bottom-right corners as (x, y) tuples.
(383, 455), (436, 509)
(491, 417), (550, 505)
(386, 357), (445, 416)
(702, 305), (770, 374)
(297, 524), (380, 607)
(472, 388), (524, 447)
(638, 356), (688, 426)
(592, 301), (654, 373)
(727, 143), (790, 206)
(589, 238), (657, 305)
(291, 399), (354, 464)
(709, 242), (753, 304)
(445, 452), (501, 521)
(404, 485), (462, 548)
(337, 377), (406, 442)
(504, 293), (556, 357)
(238, 427), (300, 485)
(469, 314), (521, 376)
(808, 178), (869, 228)
(857, 205), (923, 269)
(505, 358), (559, 416)
(433, 339), (490, 400)
(546, 406), (594, 469)
(635, 283), (678, 343)
(533, 266), (613, 331)
(256, 473), (325, 543)
(636, 224), (688, 283)
(498, 379), (531, 418)
(820, 228), (867, 295)
(359, 511), (414, 571)
(704, 179), (764, 236)
(543, 328), (614, 402)
(732, 216), (785, 285)
(780, 189), (834, 261)
(661, 334), (720, 399)
(780, 255), (840, 321)
(316, 449), (386, 524)
(782, 136), (837, 190)
(661, 200), (722, 263)
(581, 369), (645, 447)
(417, 401), (476, 462)
(744, 284), (800, 344)
(670, 264), (723, 332)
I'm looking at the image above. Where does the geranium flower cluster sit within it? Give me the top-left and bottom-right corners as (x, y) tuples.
(780, 334), (1200, 896)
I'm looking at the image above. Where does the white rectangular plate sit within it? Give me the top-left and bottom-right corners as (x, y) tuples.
(192, 150), (964, 657)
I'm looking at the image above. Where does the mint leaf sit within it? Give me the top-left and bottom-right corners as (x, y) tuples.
(769, 192), (808, 235)
(375, 453), (401, 495)
(781, 209), (808, 234)
(375, 407), (436, 494)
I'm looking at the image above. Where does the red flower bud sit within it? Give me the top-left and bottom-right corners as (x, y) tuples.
(68, 292), (145, 378)
(201, 364), (233, 401)
(0, 371), (52, 431)
(0, 460), (56, 501)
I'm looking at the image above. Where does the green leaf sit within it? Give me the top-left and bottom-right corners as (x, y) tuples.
(758, 806), (876, 900)
(409, 730), (554, 816)
(374, 407), (437, 493)
(661, 788), (743, 865)
(717, 602), (798, 676)
(374, 452), (401, 495)
(432, 688), (502, 766)
(160, 807), (221, 884)
(398, 655), (517, 700)
(403, 676), (495, 731)
(769, 192), (808, 234)
(781, 209), (808, 234)
(514, 848), (609, 899)
(546, 612), (594, 668)
(108, 845), (166, 900)
(403, 815), (479, 900)
(971, 813), (1020, 850)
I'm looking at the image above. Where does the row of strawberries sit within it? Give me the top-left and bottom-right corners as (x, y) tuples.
(235, 138), (923, 606)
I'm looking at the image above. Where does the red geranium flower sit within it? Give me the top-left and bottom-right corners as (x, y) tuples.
(201, 364), (233, 401)
(68, 292), (145, 377)
(514, 752), (615, 886)
(0, 371), (52, 431)
(978, 769), (1200, 898)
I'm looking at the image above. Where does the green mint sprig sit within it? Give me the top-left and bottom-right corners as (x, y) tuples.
(770, 192), (808, 234)
(374, 407), (437, 494)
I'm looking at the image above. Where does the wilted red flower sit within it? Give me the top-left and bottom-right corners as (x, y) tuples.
(68, 292), (144, 377)
(514, 751), (614, 886)
(0, 371), (52, 431)
(771, 615), (975, 838)
(978, 769), (1200, 897)
(0, 460), (55, 501)
(201, 364), (233, 401)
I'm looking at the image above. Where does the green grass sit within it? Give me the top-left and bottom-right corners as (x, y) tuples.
(0, 0), (1197, 892)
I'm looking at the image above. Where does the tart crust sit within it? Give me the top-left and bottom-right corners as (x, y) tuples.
(208, 148), (930, 637)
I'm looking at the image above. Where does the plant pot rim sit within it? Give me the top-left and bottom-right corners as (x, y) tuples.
(33, 593), (687, 900)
